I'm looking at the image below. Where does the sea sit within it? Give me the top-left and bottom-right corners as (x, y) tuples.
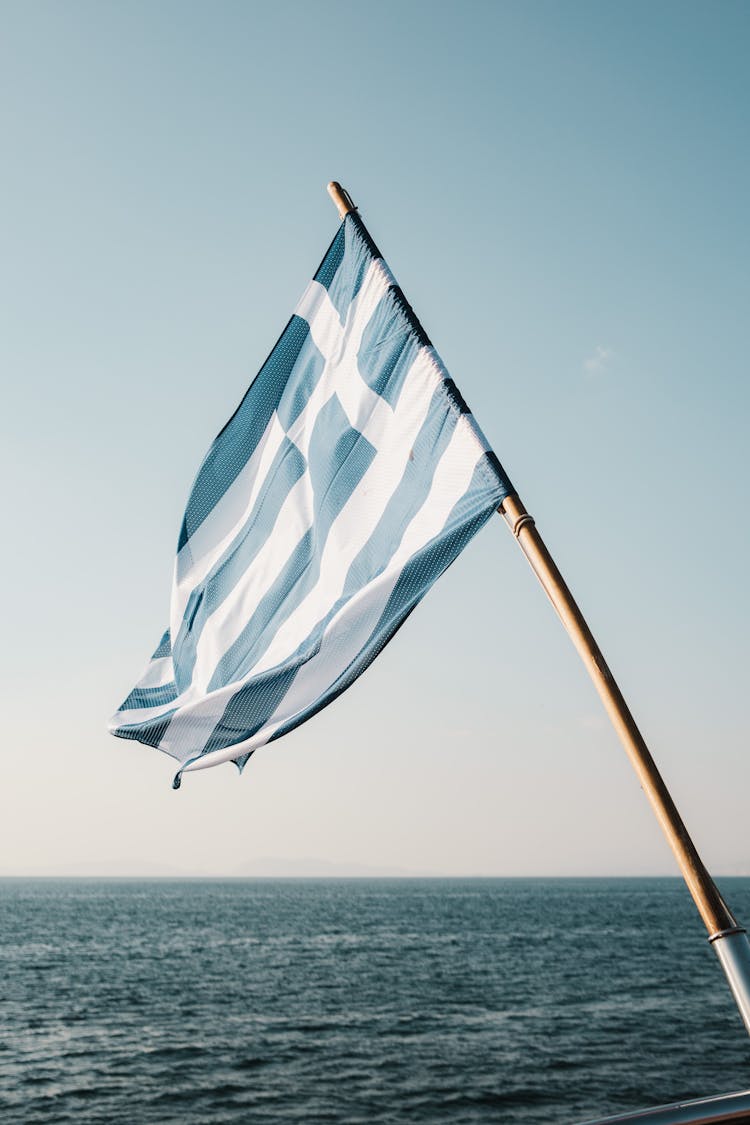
(2, 878), (749, 1124)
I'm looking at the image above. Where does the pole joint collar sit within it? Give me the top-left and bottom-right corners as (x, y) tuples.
(511, 512), (536, 539)
(708, 925), (747, 944)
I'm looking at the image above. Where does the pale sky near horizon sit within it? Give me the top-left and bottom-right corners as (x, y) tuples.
(1, 0), (748, 879)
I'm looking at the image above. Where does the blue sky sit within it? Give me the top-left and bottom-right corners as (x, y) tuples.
(1, 0), (748, 877)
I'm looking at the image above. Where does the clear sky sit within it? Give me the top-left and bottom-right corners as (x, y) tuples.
(1, 0), (748, 878)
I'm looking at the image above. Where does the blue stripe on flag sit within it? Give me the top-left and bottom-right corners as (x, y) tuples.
(120, 683), (179, 711)
(325, 219), (373, 323)
(116, 712), (178, 750)
(203, 667), (299, 758)
(356, 292), (422, 409)
(153, 630), (171, 658)
(313, 223), (346, 291)
(275, 334), (325, 431)
(177, 315), (312, 552)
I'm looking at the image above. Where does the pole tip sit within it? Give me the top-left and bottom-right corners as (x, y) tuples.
(327, 181), (357, 219)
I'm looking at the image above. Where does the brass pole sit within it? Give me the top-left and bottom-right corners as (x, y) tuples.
(499, 493), (736, 937)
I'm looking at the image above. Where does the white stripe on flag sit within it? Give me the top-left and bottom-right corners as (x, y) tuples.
(170, 412), (287, 636)
(134, 656), (174, 690)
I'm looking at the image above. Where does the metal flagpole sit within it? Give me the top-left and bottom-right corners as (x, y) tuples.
(326, 180), (750, 1036)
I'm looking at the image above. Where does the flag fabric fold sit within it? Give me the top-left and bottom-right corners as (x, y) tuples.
(109, 212), (513, 785)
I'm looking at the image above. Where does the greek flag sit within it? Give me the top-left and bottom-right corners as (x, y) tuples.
(109, 212), (513, 786)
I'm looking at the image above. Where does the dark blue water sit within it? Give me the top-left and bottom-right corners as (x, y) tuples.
(2, 879), (749, 1123)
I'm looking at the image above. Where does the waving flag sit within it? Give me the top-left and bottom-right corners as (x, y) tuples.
(109, 211), (513, 786)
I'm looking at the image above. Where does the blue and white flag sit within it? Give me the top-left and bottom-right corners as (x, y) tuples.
(109, 212), (513, 786)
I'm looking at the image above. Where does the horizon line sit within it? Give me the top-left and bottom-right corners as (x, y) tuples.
(2, 872), (748, 880)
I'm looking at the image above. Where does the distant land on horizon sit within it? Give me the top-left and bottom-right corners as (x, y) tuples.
(1, 858), (748, 879)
